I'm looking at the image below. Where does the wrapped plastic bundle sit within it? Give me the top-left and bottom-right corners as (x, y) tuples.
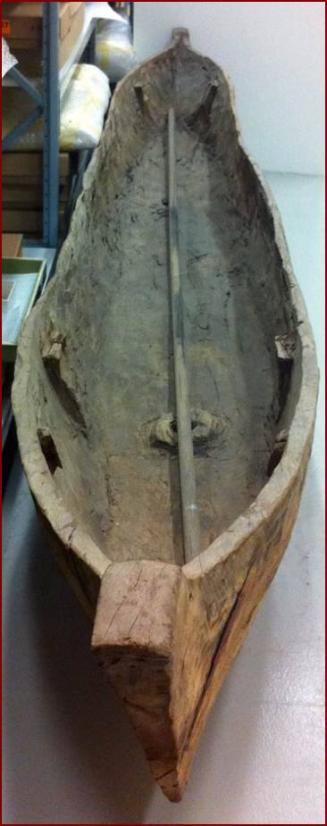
(60, 63), (111, 150)
(95, 19), (136, 83)
(3, 63), (110, 151)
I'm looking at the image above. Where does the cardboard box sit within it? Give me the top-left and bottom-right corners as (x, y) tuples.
(3, 207), (65, 234)
(2, 233), (23, 257)
(3, 3), (84, 44)
(2, 152), (70, 178)
(2, 181), (69, 207)
(2, 186), (43, 207)
(3, 2), (85, 74)
(3, 209), (43, 234)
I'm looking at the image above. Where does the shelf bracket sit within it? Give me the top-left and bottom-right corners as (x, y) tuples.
(2, 106), (43, 151)
(6, 66), (43, 107)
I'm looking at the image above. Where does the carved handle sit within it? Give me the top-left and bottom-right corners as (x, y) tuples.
(171, 28), (190, 47)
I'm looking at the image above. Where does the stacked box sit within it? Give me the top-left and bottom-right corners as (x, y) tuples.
(2, 152), (71, 235)
(2, 2), (85, 74)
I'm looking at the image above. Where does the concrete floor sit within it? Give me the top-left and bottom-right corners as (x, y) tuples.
(3, 173), (324, 824)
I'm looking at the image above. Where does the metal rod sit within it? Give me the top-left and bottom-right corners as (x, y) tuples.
(42, 1), (60, 248)
(167, 107), (200, 564)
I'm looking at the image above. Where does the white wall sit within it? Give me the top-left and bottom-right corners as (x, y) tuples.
(134, 2), (325, 175)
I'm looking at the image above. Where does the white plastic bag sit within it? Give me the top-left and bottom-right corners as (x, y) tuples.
(60, 63), (111, 150)
(95, 19), (136, 83)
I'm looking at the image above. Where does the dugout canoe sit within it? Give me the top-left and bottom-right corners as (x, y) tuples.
(12, 29), (318, 802)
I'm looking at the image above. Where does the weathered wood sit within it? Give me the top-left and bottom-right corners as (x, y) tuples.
(168, 106), (200, 564)
(12, 29), (318, 803)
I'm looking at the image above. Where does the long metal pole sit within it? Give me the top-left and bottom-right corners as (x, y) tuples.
(168, 107), (200, 563)
(42, 1), (59, 247)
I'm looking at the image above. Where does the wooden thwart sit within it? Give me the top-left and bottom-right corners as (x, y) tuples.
(167, 107), (200, 564)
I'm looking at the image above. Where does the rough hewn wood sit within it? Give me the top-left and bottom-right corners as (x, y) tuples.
(92, 560), (183, 799)
(12, 30), (318, 802)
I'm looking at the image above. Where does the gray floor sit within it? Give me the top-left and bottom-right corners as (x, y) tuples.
(3, 173), (324, 824)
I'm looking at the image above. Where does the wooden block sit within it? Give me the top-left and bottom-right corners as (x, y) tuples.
(2, 233), (23, 257)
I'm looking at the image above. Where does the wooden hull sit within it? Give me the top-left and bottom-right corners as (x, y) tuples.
(12, 31), (318, 801)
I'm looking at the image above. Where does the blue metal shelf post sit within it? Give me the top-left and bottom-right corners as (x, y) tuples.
(42, 2), (60, 248)
(2, 4), (60, 248)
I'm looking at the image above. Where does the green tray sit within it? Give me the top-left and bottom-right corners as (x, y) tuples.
(2, 257), (46, 363)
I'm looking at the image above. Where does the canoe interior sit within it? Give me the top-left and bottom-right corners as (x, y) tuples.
(25, 43), (301, 565)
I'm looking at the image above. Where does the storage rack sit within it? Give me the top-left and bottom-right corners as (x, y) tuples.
(2, 2), (96, 463)
(2, 2), (96, 251)
(2, 3), (134, 468)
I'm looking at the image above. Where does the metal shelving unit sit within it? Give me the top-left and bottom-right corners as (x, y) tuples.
(2, 2), (96, 461)
(2, 2), (96, 250)
(3, 3), (60, 248)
